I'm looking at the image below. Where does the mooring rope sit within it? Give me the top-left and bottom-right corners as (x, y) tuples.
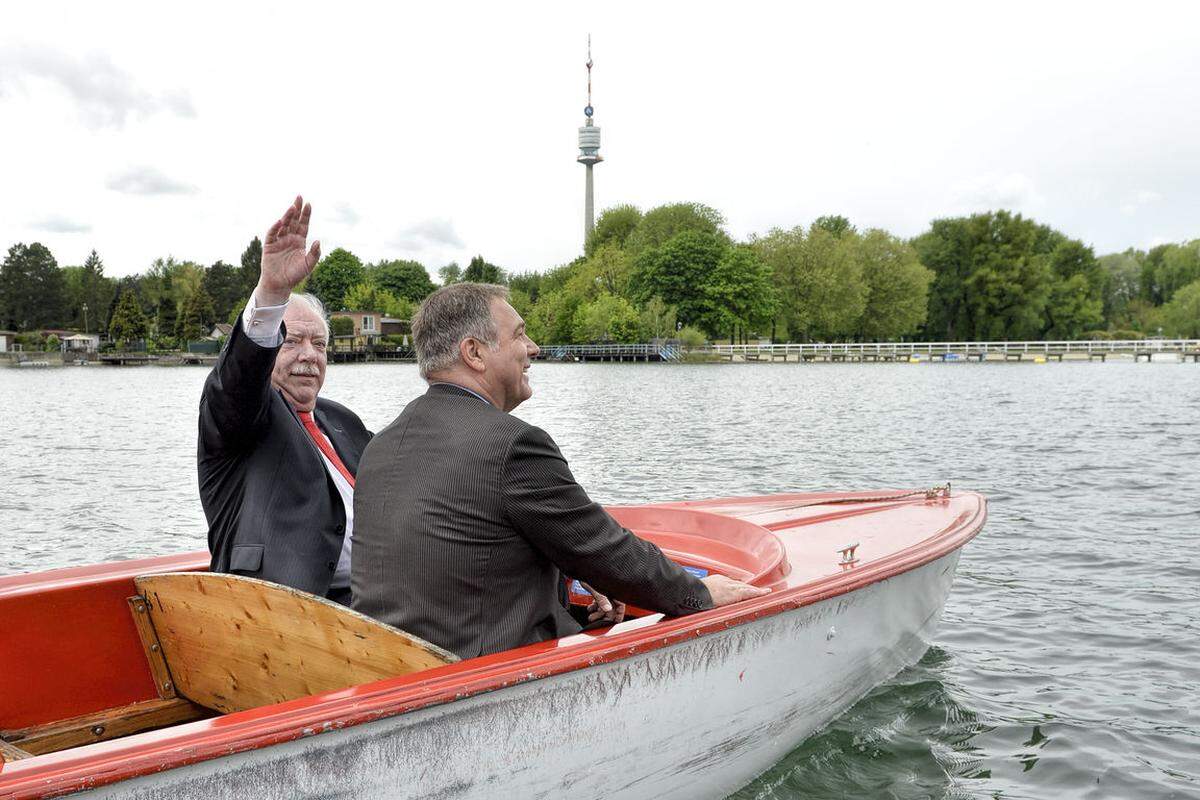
(764, 483), (952, 514)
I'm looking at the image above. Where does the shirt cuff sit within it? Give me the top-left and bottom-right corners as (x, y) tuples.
(241, 293), (287, 347)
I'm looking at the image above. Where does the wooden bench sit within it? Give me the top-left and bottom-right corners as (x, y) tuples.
(1, 573), (457, 757)
(134, 572), (458, 714)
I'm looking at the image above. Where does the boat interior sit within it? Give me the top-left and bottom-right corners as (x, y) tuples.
(0, 505), (793, 764)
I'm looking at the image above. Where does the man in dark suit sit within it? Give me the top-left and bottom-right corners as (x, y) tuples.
(353, 283), (768, 658)
(199, 196), (371, 604)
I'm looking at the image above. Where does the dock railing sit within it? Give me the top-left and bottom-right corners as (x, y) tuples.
(700, 339), (1200, 361)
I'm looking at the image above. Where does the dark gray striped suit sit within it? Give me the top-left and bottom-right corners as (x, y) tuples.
(352, 383), (713, 658)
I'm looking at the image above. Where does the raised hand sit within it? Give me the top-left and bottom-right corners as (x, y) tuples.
(256, 195), (322, 306)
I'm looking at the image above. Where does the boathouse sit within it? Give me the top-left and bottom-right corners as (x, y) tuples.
(0, 330), (14, 352)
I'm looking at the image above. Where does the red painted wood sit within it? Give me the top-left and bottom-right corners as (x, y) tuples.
(0, 492), (985, 799)
(0, 553), (209, 730)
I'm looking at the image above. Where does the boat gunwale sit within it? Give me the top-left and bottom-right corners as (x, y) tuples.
(0, 492), (987, 799)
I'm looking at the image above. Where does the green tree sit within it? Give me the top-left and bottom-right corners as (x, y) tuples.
(572, 292), (640, 343)
(625, 202), (728, 257)
(1156, 241), (1200, 304)
(370, 259), (436, 301)
(1098, 249), (1144, 328)
(177, 286), (216, 343)
(813, 215), (855, 238)
(203, 260), (245, 323)
(1043, 240), (1104, 339)
(307, 248), (366, 310)
(109, 289), (150, 345)
(855, 230), (933, 340)
(700, 245), (777, 341)
(1160, 280), (1200, 337)
(240, 236), (263, 295)
(155, 269), (179, 342)
(753, 225), (865, 341)
(566, 244), (634, 301)
(526, 289), (580, 345)
(463, 255), (505, 285)
(508, 272), (543, 303)
(330, 316), (355, 336)
(63, 249), (116, 334)
(638, 296), (678, 341)
(586, 204), (642, 256)
(0, 242), (66, 330)
(343, 282), (412, 319)
(630, 230), (727, 327)
(438, 262), (462, 286)
(914, 211), (1056, 341)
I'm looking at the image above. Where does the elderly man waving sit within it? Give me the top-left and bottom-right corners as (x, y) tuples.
(199, 196), (371, 605)
(352, 282), (768, 658)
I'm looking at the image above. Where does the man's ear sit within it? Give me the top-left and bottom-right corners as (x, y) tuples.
(460, 337), (487, 373)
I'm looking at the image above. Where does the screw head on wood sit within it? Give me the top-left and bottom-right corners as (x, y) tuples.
(162, 680), (173, 691)
(91, 725), (105, 736)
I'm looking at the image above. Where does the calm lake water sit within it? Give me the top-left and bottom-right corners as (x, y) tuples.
(1, 360), (1198, 799)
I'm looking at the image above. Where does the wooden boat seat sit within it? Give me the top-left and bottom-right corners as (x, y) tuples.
(133, 572), (458, 714)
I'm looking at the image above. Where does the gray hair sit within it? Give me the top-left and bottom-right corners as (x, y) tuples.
(289, 292), (329, 338)
(412, 282), (510, 379)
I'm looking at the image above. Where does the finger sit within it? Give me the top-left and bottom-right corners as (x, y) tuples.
(306, 240), (321, 271)
(279, 203), (297, 237)
(265, 218), (283, 244)
(298, 202), (312, 236)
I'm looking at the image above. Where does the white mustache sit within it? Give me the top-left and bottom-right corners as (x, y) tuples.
(290, 364), (320, 377)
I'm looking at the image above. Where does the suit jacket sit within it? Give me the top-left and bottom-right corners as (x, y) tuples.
(352, 383), (713, 659)
(198, 318), (372, 597)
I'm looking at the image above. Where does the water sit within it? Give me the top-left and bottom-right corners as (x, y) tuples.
(1, 361), (1197, 799)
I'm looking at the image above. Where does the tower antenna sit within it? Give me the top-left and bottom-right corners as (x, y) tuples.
(577, 34), (603, 247)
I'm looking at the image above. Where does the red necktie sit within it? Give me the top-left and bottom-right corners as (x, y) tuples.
(298, 411), (356, 487)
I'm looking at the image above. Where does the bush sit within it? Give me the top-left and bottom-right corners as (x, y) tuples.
(44, 334), (60, 350)
(1111, 329), (1144, 340)
(677, 325), (707, 348)
(330, 316), (355, 336)
(1080, 330), (1111, 340)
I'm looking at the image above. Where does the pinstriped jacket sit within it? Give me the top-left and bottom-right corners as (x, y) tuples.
(351, 383), (714, 659)
(198, 318), (372, 597)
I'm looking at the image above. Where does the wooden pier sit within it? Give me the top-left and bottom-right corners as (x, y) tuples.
(536, 344), (683, 363)
(702, 339), (1200, 363)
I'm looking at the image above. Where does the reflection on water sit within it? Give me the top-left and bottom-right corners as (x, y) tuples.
(1, 361), (1198, 799)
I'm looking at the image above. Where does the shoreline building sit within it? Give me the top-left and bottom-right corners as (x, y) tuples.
(577, 37), (602, 247)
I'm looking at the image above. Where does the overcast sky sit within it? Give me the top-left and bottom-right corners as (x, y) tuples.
(1, 1), (1198, 279)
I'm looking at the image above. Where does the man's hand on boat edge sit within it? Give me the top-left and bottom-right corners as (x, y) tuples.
(702, 574), (771, 606)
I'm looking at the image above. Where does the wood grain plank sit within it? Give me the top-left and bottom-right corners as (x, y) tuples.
(2, 698), (210, 756)
(135, 573), (457, 714)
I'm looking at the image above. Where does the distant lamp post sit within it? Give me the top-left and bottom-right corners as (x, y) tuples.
(82, 303), (89, 334)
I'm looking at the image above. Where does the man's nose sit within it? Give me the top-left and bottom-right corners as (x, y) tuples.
(528, 339), (540, 357)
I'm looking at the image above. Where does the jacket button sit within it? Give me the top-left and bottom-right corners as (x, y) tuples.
(326, 561), (336, 571)
(335, 524), (345, 533)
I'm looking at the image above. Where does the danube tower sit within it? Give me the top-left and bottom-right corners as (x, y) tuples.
(577, 36), (603, 245)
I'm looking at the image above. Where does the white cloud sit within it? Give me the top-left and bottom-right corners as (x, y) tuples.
(1120, 190), (1162, 216)
(106, 166), (198, 196)
(0, 43), (196, 128)
(30, 215), (91, 234)
(949, 173), (1045, 214)
(330, 203), (361, 226)
(387, 218), (465, 250)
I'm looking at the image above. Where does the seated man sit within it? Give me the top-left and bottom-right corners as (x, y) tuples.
(352, 282), (767, 658)
(199, 196), (371, 604)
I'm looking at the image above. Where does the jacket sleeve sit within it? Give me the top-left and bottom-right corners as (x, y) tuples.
(501, 425), (713, 616)
(198, 316), (282, 456)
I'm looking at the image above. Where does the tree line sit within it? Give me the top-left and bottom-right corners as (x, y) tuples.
(2, 204), (1198, 348)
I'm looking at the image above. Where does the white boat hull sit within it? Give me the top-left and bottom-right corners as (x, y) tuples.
(77, 550), (961, 800)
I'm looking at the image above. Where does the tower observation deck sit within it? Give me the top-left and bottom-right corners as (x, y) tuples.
(577, 36), (602, 246)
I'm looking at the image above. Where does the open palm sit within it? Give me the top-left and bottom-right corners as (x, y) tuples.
(259, 196), (321, 301)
